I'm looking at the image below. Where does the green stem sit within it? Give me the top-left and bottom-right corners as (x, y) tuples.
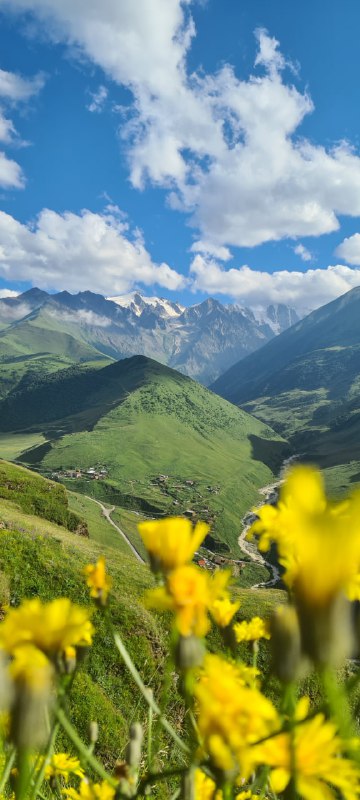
(114, 633), (189, 756)
(321, 666), (354, 740)
(54, 707), (117, 787)
(282, 683), (297, 800)
(30, 722), (59, 800)
(0, 747), (16, 793)
(138, 766), (188, 793)
(147, 691), (153, 771)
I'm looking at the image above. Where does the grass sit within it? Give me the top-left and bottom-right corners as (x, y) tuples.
(0, 459), (289, 780)
(0, 459), (83, 532)
(1, 356), (286, 555)
(0, 432), (47, 460)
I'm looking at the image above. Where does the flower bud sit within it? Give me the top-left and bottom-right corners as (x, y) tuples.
(125, 722), (143, 769)
(270, 605), (302, 683)
(297, 592), (354, 667)
(174, 635), (205, 670)
(89, 720), (99, 744)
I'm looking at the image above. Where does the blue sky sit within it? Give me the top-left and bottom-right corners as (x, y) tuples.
(1, 0), (360, 312)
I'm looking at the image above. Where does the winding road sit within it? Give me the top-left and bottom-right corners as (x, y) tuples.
(85, 496), (145, 564)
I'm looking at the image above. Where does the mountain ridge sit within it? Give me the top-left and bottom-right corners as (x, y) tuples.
(0, 288), (299, 387)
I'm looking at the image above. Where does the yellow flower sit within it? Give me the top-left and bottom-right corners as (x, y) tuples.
(234, 617), (270, 643)
(211, 597), (241, 627)
(0, 598), (94, 658)
(209, 571), (241, 627)
(255, 709), (360, 800)
(44, 753), (85, 782)
(236, 793), (263, 800)
(83, 557), (112, 605)
(146, 564), (211, 636)
(63, 779), (115, 800)
(249, 465), (360, 607)
(9, 645), (53, 690)
(194, 654), (279, 778)
(194, 769), (222, 800)
(138, 517), (209, 571)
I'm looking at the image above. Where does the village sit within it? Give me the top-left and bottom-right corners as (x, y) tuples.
(51, 466), (109, 481)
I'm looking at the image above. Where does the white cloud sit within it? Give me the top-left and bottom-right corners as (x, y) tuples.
(335, 234), (360, 266)
(5, 4), (360, 251)
(87, 84), (108, 113)
(0, 302), (31, 320)
(0, 68), (45, 101)
(0, 206), (185, 294)
(48, 307), (111, 327)
(0, 151), (25, 188)
(0, 67), (45, 188)
(190, 254), (360, 314)
(293, 243), (312, 262)
(0, 288), (20, 298)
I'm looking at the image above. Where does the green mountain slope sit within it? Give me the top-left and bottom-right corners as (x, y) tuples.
(0, 356), (287, 554)
(0, 306), (111, 398)
(212, 286), (360, 469)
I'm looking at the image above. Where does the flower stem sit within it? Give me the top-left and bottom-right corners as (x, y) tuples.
(30, 722), (59, 800)
(54, 707), (117, 787)
(0, 747), (15, 794)
(114, 632), (189, 755)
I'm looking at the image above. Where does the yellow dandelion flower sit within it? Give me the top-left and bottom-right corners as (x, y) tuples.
(234, 617), (270, 643)
(138, 516), (209, 571)
(0, 598), (94, 658)
(194, 654), (279, 778)
(209, 571), (240, 627)
(194, 769), (222, 800)
(9, 644), (53, 690)
(254, 709), (360, 800)
(44, 753), (85, 782)
(236, 793), (263, 800)
(63, 779), (115, 800)
(146, 564), (211, 636)
(83, 557), (112, 605)
(249, 465), (360, 608)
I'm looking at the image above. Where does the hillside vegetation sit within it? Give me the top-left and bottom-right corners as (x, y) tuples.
(0, 356), (287, 555)
(212, 286), (360, 475)
(0, 460), (285, 770)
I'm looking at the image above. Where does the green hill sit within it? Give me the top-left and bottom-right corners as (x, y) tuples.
(0, 306), (110, 399)
(212, 286), (360, 473)
(0, 356), (287, 554)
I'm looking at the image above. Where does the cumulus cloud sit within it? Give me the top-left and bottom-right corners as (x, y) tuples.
(0, 151), (25, 187)
(4, 3), (360, 251)
(190, 254), (360, 314)
(0, 206), (185, 294)
(0, 288), (20, 299)
(335, 234), (360, 266)
(87, 85), (108, 113)
(293, 243), (313, 262)
(0, 67), (45, 188)
(0, 68), (45, 101)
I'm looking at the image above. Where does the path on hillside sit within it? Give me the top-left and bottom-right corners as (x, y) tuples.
(85, 496), (145, 564)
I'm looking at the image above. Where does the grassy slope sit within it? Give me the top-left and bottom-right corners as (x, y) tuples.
(0, 357), (286, 555)
(0, 461), (285, 769)
(212, 288), (360, 486)
(0, 307), (111, 399)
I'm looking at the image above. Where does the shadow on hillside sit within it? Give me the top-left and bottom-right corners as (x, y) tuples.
(248, 434), (290, 472)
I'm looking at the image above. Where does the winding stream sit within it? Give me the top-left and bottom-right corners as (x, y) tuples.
(238, 457), (298, 589)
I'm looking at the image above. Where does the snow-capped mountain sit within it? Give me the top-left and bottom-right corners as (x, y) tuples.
(110, 292), (184, 318)
(0, 289), (300, 385)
